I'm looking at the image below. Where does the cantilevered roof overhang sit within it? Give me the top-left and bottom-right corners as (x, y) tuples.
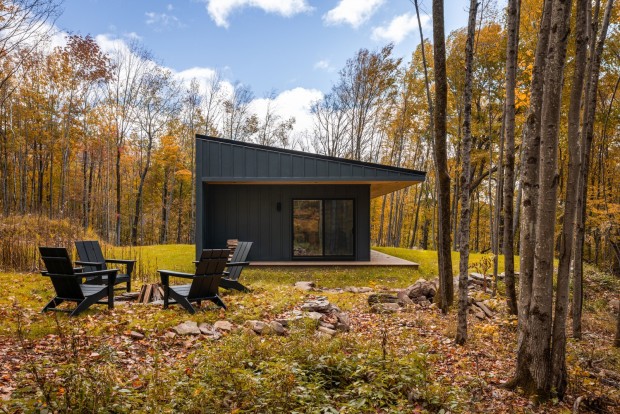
(196, 135), (425, 197)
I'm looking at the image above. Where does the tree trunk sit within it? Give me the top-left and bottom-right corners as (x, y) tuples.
(572, 0), (614, 340)
(131, 135), (154, 246)
(508, 0), (553, 393)
(615, 303), (620, 347)
(528, 0), (572, 398)
(550, 0), (588, 396)
(160, 168), (170, 244)
(115, 146), (122, 245)
(502, 0), (520, 316)
(432, 0), (453, 312)
(456, 0), (478, 345)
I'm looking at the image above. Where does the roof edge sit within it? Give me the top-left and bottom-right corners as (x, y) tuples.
(196, 134), (426, 177)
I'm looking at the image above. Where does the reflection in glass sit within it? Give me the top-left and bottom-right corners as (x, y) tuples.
(293, 200), (322, 256)
(324, 200), (354, 256)
(293, 199), (354, 257)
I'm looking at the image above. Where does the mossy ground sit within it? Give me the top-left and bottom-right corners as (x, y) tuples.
(1, 245), (618, 413)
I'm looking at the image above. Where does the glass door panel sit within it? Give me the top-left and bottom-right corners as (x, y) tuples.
(324, 200), (354, 256)
(293, 200), (323, 257)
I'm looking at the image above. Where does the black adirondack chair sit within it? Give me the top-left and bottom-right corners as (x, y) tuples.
(221, 241), (253, 292)
(75, 240), (135, 292)
(158, 249), (229, 314)
(39, 247), (118, 316)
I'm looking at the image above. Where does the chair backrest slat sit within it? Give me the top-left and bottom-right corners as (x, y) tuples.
(75, 240), (107, 272)
(39, 247), (84, 300)
(189, 249), (229, 299)
(227, 241), (253, 280)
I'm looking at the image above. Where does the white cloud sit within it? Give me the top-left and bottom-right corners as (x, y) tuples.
(94, 33), (131, 55)
(124, 32), (142, 41)
(313, 59), (333, 71)
(371, 13), (429, 44)
(323, 0), (385, 28)
(205, 0), (312, 28)
(145, 11), (184, 29)
(250, 87), (323, 137)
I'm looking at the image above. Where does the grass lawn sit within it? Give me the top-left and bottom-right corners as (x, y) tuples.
(1, 245), (618, 413)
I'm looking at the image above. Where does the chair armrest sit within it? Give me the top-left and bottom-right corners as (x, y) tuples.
(226, 261), (250, 267)
(157, 270), (195, 279)
(105, 259), (136, 277)
(80, 269), (118, 287)
(75, 260), (105, 269)
(41, 272), (83, 279)
(105, 259), (136, 265)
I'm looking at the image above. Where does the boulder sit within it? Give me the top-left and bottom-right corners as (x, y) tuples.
(214, 320), (234, 332)
(295, 281), (316, 291)
(130, 331), (144, 340)
(610, 299), (620, 314)
(269, 321), (287, 336)
(397, 290), (414, 306)
(335, 312), (350, 331)
(304, 311), (324, 320)
(317, 326), (337, 336)
(404, 279), (437, 301)
(246, 320), (269, 335)
(368, 293), (399, 306)
(173, 321), (201, 335)
(370, 302), (401, 313)
(301, 297), (332, 312)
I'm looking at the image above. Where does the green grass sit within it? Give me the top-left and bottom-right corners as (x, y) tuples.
(3, 244), (619, 413)
(373, 246), (518, 278)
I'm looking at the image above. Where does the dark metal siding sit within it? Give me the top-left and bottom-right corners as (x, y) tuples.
(202, 184), (370, 261)
(196, 138), (425, 182)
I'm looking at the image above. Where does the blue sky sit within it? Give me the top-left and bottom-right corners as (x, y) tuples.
(55, 0), (472, 135)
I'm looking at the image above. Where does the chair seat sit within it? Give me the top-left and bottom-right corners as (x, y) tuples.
(80, 284), (108, 296)
(170, 284), (191, 295)
(85, 273), (130, 285)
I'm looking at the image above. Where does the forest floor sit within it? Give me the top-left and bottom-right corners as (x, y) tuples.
(0, 245), (619, 413)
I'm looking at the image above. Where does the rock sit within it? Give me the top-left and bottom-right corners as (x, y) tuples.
(397, 290), (414, 306)
(315, 330), (333, 339)
(413, 295), (427, 304)
(405, 279), (437, 301)
(214, 320), (234, 332)
(304, 311), (324, 320)
(368, 293), (399, 305)
(610, 299), (620, 314)
(371, 302), (401, 313)
(295, 281), (315, 291)
(474, 301), (494, 318)
(269, 321), (286, 336)
(275, 319), (290, 327)
(344, 286), (373, 293)
(301, 297), (332, 312)
(164, 331), (176, 339)
(335, 312), (350, 332)
(130, 331), (144, 340)
(174, 321), (201, 335)
(474, 311), (486, 320)
(246, 320), (269, 335)
(198, 323), (214, 335)
(319, 321), (336, 329)
(318, 326), (337, 336)
(417, 299), (431, 308)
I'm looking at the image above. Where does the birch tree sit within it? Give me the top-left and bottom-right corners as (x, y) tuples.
(432, 0), (454, 312)
(456, 0), (478, 345)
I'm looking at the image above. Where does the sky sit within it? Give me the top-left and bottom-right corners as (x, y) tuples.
(54, 0), (472, 136)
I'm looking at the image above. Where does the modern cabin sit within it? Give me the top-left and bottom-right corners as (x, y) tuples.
(195, 135), (425, 262)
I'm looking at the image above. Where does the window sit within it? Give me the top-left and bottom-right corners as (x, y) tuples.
(293, 199), (354, 258)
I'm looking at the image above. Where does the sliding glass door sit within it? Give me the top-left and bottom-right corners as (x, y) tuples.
(293, 199), (354, 258)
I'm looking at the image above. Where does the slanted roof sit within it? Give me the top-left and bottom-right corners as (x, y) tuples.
(196, 135), (425, 198)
